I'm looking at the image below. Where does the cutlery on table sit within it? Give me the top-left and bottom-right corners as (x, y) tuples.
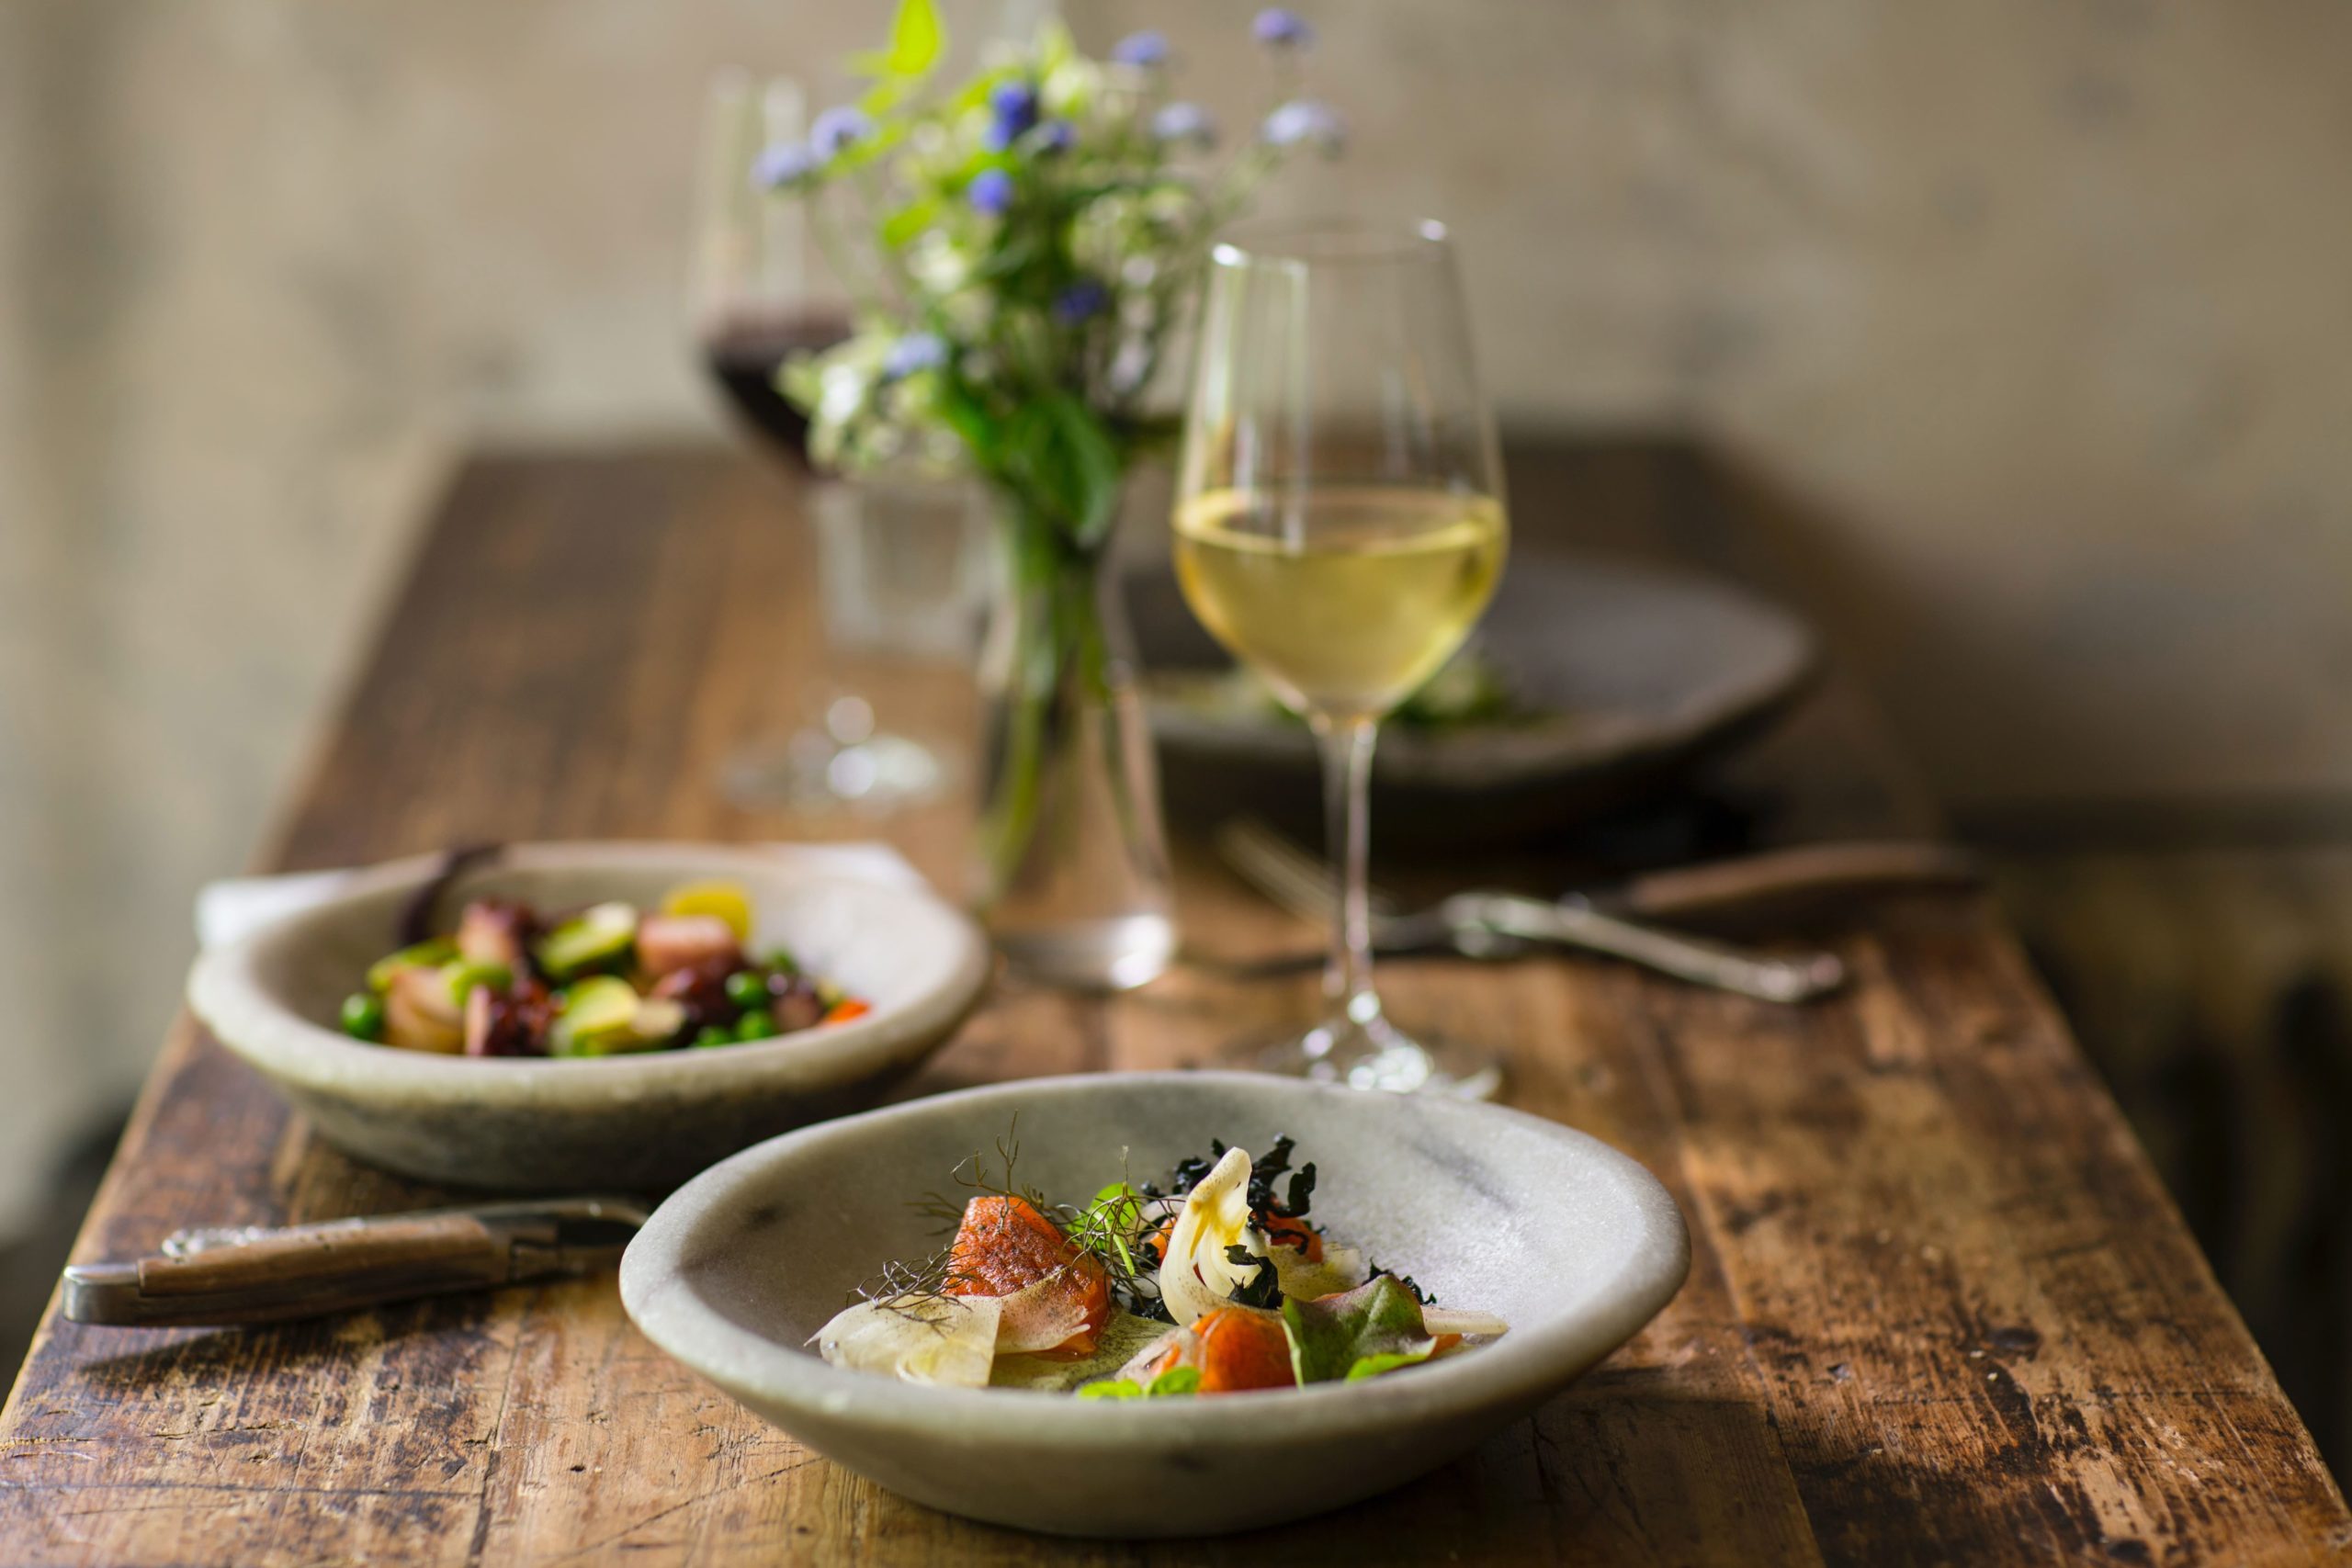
(1204, 819), (1979, 1002)
(60, 1197), (647, 1328)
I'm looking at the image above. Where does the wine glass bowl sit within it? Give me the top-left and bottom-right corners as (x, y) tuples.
(1174, 218), (1510, 1096)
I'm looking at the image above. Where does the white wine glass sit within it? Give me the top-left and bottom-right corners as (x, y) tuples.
(1174, 218), (1510, 1097)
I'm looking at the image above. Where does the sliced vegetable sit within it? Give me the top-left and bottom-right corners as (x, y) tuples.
(813, 1294), (1003, 1386)
(533, 902), (638, 980)
(367, 937), (458, 995)
(661, 879), (754, 942)
(822, 998), (873, 1025)
(1159, 1145), (1266, 1325)
(549, 975), (680, 1056)
(444, 959), (513, 1008)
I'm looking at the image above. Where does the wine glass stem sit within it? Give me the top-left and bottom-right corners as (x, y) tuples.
(1315, 716), (1382, 1044)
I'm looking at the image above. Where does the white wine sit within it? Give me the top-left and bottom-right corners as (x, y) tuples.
(1173, 485), (1507, 722)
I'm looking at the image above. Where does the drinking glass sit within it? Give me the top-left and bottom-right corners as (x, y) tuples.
(690, 71), (956, 813)
(1174, 219), (1509, 1097)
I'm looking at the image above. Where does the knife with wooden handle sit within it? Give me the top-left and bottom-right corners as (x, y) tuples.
(1605, 840), (1982, 923)
(60, 1198), (648, 1327)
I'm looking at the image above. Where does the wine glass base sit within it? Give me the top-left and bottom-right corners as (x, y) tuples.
(1241, 1011), (1502, 1100)
(721, 729), (945, 814)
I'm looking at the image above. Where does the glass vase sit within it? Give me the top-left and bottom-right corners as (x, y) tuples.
(975, 492), (1175, 990)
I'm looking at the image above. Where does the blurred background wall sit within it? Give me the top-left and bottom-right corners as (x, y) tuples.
(5, 0), (2350, 1417)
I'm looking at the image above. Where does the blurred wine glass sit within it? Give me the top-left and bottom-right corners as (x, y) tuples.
(691, 71), (972, 813)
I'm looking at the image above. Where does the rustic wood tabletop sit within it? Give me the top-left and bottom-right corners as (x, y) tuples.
(3, 443), (2346, 1565)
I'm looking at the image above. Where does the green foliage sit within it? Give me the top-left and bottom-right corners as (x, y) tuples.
(757, 0), (1338, 546)
(1282, 1275), (1440, 1385)
(1076, 1364), (1202, 1401)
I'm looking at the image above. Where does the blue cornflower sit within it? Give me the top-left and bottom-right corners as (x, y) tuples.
(1151, 102), (1216, 148)
(809, 106), (872, 158)
(989, 79), (1040, 141)
(1110, 30), (1170, 68)
(968, 167), (1015, 216)
(751, 141), (820, 189)
(1253, 8), (1313, 49)
(1054, 279), (1111, 324)
(1035, 120), (1075, 156)
(1262, 98), (1345, 152)
(882, 333), (949, 380)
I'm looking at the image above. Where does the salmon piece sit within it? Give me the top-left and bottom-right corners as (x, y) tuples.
(1142, 1306), (1295, 1393)
(944, 1196), (1109, 1358)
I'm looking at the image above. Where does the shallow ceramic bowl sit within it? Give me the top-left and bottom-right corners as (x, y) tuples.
(187, 843), (991, 1190)
(1131, 552), (1815, 844)
(619, 1072), (1690, 1538)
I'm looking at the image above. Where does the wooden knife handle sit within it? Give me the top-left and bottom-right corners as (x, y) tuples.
(70, 1213), (521, 1327)
(1617, 841), (1982, 923)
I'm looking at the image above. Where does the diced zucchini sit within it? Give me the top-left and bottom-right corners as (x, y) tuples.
(367, 937), (458, 995)
(535, 901), (638, 980)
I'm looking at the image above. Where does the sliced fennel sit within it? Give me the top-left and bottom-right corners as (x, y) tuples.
(813, 1294), (1003, 1387)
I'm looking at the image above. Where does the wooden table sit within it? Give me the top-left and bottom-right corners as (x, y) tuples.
(4, 445), (2346, 1565)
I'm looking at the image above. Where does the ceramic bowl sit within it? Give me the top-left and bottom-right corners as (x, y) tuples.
(618, 1072), (1690, 1538)
(187, 842), (991, 1190)
(1130, 551), (1815, 844)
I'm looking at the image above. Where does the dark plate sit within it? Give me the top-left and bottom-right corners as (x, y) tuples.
(1127, 551), (1816, 846)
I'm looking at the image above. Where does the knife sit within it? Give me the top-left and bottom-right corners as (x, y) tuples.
(60, 1197), (648, 1328)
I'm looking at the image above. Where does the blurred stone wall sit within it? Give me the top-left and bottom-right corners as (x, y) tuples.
(4, 0), (2349, 1230)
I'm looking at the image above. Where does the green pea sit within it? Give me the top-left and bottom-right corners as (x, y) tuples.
(723, 970), (769, 1011)
(735, 1010), (775, 1043)
(693, 1025), (733, 1049)
(763, 947), (799, 976)
(340, 992), (387, 1042)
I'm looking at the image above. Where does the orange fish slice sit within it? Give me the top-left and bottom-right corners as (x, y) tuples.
(1141, 1305), (1297, 1393)
(944, 1196), (1110, 1358)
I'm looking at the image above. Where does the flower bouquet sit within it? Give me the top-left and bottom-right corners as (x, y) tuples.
(759, 0), (1341, 986)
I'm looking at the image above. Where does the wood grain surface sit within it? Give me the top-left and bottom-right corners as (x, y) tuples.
(2, 444), (2345, 1566)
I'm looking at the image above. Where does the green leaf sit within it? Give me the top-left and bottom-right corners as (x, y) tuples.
(1345, 1350), (1430, 1382)
(1077, 1379), (1141, 1401)
(1281, 1275), (1438, 1385)
(879, 196), (943, 250)
(1145, 1366), (1202, 1397)
(884, 0), (944, 77)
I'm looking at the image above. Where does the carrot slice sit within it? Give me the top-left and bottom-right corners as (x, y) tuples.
(944, 1196), (1109, 1358)
(822, 998), (872, 1024)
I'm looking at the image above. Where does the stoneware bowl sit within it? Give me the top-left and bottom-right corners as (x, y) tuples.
(186, 842), (990, 1190)
(618, 1072), (1690, 1538)
(1131, 551), (1815, 844)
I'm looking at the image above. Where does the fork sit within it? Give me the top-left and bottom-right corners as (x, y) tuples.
(1214, 819), (1848, 1004)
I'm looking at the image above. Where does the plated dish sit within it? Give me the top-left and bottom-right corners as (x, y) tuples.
(815, 1131), (1506, 1396)
(619, 1072), (1690, 1537)
(339, 878), (867, 1057)
(1128, 551), (1816, 843)
(186, 843), (990, 1190)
